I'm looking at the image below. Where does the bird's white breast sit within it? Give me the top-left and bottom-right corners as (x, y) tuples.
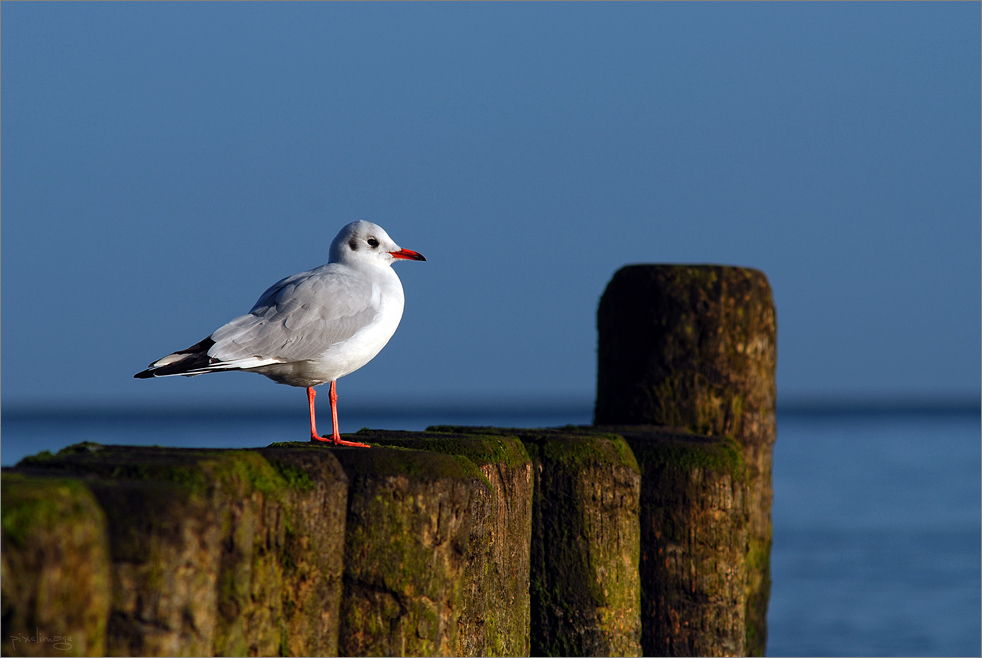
(253, 268), (405, 388)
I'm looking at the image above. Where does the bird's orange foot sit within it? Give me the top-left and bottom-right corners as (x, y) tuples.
(311, 433), (371, 448)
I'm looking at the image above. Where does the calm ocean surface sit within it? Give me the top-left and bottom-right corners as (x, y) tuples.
(2, 403), (979, 657)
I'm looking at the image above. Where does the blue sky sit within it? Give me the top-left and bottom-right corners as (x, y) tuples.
(2, 2), (979, 410)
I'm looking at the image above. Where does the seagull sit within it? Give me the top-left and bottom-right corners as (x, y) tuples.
(135, 220), (425, 448)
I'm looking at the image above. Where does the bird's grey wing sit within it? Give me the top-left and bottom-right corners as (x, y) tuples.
(208, 266), (380, 366)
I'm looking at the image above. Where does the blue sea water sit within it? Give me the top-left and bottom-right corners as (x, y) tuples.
(768, 411), (980, 657)
(1, 404), (979, 657)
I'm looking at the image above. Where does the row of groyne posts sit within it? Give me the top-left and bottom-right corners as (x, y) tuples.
(1, 265), (777, 658)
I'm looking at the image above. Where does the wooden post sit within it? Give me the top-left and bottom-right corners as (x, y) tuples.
(2, 445), (349, 657)
(522, 431), (642, 657)
(595, 264), (777, 656)
(347, 429), (534, 657)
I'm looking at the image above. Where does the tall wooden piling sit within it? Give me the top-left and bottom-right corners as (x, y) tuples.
(595, 264), (777, 656)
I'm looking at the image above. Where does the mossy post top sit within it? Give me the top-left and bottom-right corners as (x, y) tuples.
(594, 264), (777, 449)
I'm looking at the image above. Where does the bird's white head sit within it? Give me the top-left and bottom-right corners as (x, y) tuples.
(328, 220), (426, 267)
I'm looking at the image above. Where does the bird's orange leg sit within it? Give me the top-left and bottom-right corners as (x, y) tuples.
(308, 386), (324, 442)
(329, 380), (341, 440)
(309, 383), (369, 448)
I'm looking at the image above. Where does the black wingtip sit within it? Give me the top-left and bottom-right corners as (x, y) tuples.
(134, 336), (216, 380)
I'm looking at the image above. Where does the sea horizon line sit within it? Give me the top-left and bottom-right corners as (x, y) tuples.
(3, 393), (978, 421)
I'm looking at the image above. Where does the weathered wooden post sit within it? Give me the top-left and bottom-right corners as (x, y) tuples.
(522, 431), (642, 657)
(332, 447), (486, 656)
(425, 425), (643, 658)
(1, 475), (112, 658)
(595, 264), (777, 656)
(335, 430), (533, 657)
(2, 445), (350, 657)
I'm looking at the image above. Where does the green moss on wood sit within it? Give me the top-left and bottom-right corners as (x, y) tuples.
(2, 475), (93, 548)
(333, 443), (486, 484)
(359, 428), (532, 471)
(744, 533), (772, 656)
(17, 443), (317, 500)
(629, 431), (745, 482)
(268, 459), (315, 492)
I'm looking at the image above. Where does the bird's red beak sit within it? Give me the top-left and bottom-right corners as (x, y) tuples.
(390, 249), (426, 261)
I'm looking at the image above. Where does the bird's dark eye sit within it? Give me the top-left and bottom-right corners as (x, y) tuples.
(367, 237), (380, 248)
